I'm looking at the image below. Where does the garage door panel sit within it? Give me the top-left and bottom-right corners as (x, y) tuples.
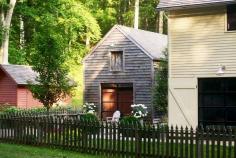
(225, 94), (236, 106)
(199, 78), (236, 126)
(202, 94), (224, 107)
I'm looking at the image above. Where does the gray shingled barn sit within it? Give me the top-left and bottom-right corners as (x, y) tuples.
(84, 25), (167, 119)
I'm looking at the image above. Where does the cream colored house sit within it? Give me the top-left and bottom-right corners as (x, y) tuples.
(157, 0), (236, 127)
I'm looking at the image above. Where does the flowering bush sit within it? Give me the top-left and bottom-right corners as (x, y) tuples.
(83, 102), (96, 114)
(131, 104), (148, 119)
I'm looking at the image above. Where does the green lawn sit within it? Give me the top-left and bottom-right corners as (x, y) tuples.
(0, 143), (102, 158)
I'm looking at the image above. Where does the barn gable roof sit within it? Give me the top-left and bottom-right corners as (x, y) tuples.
(0, 64), (37, 85)
(117, 25), (167, 60)
(157, 0), (236, 10)
(84, 25), (167, 61)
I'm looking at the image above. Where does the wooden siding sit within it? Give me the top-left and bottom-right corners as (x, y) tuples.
(169, 6), (236, 77)
(168, 5), (236, 127)
(0, 69), (17, 105)
(16, 87), (42, 108)
(84, 28), (154, 116)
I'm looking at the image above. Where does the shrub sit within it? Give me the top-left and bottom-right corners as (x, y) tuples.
(152, 50), (168, 115)
(119, 116), (141, 137)
(80, 113), (100, 134)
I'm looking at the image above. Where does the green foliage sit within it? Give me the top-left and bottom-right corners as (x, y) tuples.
(21, 0), (101, 110)
(81, 0), (166, 36)
(80, 113), (100, 134)
(29, 31), (73, 110)
(1, 106), (20, 114)
(119, 116), (140, 126)
(152, 50), (168, 114)
(119, 116), (141, 137)
(6, 1), (101, 104)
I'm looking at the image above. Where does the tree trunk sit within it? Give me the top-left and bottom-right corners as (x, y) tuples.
(0, 8), (4, 62)
(19, 0), (24, 49)
(155, 12), (159, 33)
(1, 0), (17, 64)
(145, 17), (148, 30)
(159, 11), (164, 34)
(85, 34), (90, 48)
(19, 16), (25, 49)
(134, 0), (139, 29)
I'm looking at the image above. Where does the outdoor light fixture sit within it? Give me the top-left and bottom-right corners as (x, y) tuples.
(110, 43), (115, 47)
(216, 65), (226, 75)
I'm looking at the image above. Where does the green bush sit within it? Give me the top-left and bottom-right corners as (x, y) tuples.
(0, 104), (16, 112)
(119, 116), (141, 137)
(119, 116), (140, 126)
(80, 113), (100, 134)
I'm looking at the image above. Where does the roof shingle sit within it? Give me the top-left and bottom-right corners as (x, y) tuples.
(157, 0), (236, 10)
(0, 64), (38, 85)
(117, 25), (167, 60)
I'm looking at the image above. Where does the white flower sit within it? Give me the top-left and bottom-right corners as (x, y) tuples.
(88, 110), (94, 114)
(131, 104), (148, 119)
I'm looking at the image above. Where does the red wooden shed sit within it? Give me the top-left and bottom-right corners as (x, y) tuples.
(0, 64), (71, 109)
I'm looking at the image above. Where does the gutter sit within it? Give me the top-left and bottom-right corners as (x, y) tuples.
(156, 1), (236, 11)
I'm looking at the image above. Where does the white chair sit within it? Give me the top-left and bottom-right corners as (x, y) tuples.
(106, 111), (121, 123)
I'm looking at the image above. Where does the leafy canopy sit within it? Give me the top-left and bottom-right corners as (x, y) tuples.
(28, 0), (101, 109)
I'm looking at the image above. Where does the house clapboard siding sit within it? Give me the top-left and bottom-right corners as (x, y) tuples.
(0, 64), (72, 109)
(17, 87), (42, 108)
(168, 5), (236, 127)
(0, 69), (17, 105)
(84, 28), (154, 116)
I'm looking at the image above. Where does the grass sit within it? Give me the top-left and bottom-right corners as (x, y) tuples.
(0, 143), (102, 158)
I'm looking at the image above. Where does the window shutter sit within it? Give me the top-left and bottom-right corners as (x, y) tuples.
(110, 51), (123, 71)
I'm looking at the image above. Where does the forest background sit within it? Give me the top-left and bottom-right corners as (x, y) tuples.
(0, 0), (167, 107)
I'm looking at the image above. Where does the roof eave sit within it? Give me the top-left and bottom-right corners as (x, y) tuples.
(156, 1), (236, 11)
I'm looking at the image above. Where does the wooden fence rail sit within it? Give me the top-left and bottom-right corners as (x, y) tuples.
(0, 114), (235, 158)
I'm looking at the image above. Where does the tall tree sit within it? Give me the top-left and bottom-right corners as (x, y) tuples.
(0, 0), (16, 64)
(27, 0), (101, 109)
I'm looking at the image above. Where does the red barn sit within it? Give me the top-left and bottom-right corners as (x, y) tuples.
(0, 64), (71, 109)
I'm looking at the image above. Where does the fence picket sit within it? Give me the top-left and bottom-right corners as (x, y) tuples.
(0, 113), (235, 158)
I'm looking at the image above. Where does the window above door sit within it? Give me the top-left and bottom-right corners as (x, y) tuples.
(227, 4), (236, 31)
(110, 51), (124, 72)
